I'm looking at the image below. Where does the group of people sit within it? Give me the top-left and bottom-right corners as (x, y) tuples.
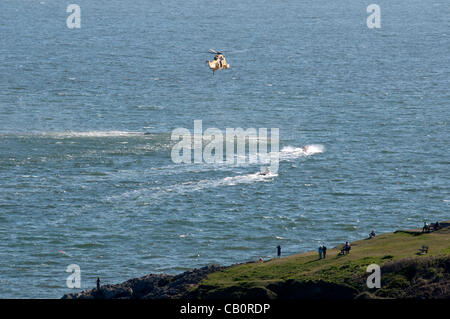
(277, 230), (384, 261)
(273, 220), (443, 262)
(277, 242), (353, 260)
(318, 245), (327, 259)
(422, 221), (441, 233)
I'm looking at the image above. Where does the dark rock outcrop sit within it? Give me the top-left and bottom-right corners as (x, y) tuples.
(62, 264), (223, 299)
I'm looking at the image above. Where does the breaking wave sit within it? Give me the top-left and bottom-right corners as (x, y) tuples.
(109, 172), (277, 202)
(279, 144), (324, 160)
(107, 143), (324, 202)
(1, 131), (147, 138)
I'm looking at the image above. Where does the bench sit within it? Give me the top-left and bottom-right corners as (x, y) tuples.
(422, 223), (441, 233)
(430, 223), (440, 231)
(418, 245), (428, 255)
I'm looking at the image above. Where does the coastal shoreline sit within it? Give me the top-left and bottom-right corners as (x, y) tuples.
(63, 221), (450, 299)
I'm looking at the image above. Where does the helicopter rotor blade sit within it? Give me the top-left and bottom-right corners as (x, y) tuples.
(225, 49), (248, 54)
(208, 48), (248, 55)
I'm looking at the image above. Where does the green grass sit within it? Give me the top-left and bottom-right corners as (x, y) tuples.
(195, 224), (450, 296)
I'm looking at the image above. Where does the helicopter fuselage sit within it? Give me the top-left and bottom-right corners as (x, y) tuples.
(207, 54), (230, 72)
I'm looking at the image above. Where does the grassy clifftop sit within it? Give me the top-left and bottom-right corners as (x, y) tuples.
(63, 222), (449, 299)
(191, 222), (450, 299)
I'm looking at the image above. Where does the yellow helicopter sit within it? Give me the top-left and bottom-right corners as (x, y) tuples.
(206, 49), (230, 74)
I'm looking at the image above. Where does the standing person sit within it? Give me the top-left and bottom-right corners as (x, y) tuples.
(322, 245), (327, 259)
(344, 242), (351, 254)
(96, 277), (101, 290)
(318, 246), (323, 259)
(277, 245), (281, 258)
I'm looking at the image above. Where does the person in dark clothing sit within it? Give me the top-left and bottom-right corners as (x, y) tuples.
(277, 245), (281, 258)
(322, 245), (327, 258)
(96, 277), (101, 290)
(344, 242), (351, 254)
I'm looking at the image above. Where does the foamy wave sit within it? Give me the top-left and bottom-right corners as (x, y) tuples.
(157, 144), (324, 175)
(110, 172), (277, 202)
(218, 172), (277, 186)
(28, 131), (145, 138)
(113, 144), (325, 179)
(107, 143), (323, 201)
(279, 144), (324, 160)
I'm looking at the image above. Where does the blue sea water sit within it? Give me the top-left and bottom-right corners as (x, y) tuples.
(0, 0), (448, 298)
